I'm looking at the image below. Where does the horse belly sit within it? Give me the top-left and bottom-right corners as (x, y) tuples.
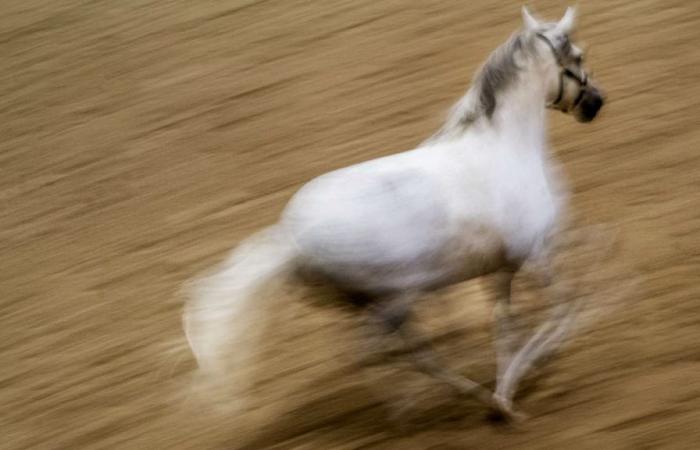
(298, 224), (504, 293)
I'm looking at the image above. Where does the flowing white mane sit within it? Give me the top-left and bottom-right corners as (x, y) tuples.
(427, 31), (535, 143)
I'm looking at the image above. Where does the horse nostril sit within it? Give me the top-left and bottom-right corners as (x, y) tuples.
(577, 90), (603, 122)
(582, 98), (601, 120)
(593, 91), (604, 107)
(593, 87), (605, 104)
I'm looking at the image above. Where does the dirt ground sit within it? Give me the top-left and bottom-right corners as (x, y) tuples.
(3, 0), (700, 449)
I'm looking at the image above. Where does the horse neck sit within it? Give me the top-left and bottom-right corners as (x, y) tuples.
(487, 69), (549, 155)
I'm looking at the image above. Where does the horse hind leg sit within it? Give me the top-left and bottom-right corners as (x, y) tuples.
(357, 292), (415, 364)
(366, 293), (494, 408)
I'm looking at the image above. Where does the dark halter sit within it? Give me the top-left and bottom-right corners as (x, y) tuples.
(535, 32), (588, 109)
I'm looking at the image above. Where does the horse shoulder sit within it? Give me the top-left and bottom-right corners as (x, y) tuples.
(492, 155), (566, 260)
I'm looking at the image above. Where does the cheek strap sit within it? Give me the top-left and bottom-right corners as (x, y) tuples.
(535, 33), (588, 109)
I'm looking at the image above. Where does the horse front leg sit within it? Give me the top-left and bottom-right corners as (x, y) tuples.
(492, 269), (519, 386)
(493, 257), (579, 417)
(493, 224), (631, 416)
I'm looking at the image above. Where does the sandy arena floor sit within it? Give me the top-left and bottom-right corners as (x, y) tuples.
(3, 1), (700, 448)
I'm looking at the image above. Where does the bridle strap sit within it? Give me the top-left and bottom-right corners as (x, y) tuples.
(569, 71), (588, 108)
(535, 33), (588, 108)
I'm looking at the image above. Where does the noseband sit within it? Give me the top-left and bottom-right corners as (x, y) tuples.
(535, 33), (588, 109)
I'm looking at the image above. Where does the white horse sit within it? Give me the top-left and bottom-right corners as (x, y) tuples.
(183, 6), (605, 420)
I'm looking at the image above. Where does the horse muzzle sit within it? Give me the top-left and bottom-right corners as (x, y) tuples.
(575, 85), (604, 122)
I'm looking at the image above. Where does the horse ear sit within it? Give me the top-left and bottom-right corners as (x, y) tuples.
(556, 6), (577, 34)
(521, 6), (540, 31)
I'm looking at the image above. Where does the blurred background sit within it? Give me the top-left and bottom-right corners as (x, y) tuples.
(3, 0), (700, 448)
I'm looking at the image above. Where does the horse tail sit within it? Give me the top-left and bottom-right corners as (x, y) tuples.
(182, 224), (299, 408)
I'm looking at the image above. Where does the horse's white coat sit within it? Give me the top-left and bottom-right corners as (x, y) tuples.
(183, 6), (602, 417)
(283, 50), (566, 293)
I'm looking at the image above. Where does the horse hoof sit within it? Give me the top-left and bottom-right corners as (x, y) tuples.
(490, 395), (528, 424)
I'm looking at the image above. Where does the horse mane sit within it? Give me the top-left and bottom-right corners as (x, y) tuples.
(426, 31), (533, 143)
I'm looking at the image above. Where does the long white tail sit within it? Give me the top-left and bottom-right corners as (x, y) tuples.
(182, 224), (299, 405)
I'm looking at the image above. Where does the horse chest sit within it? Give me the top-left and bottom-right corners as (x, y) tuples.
(498, 169), (563, 259)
